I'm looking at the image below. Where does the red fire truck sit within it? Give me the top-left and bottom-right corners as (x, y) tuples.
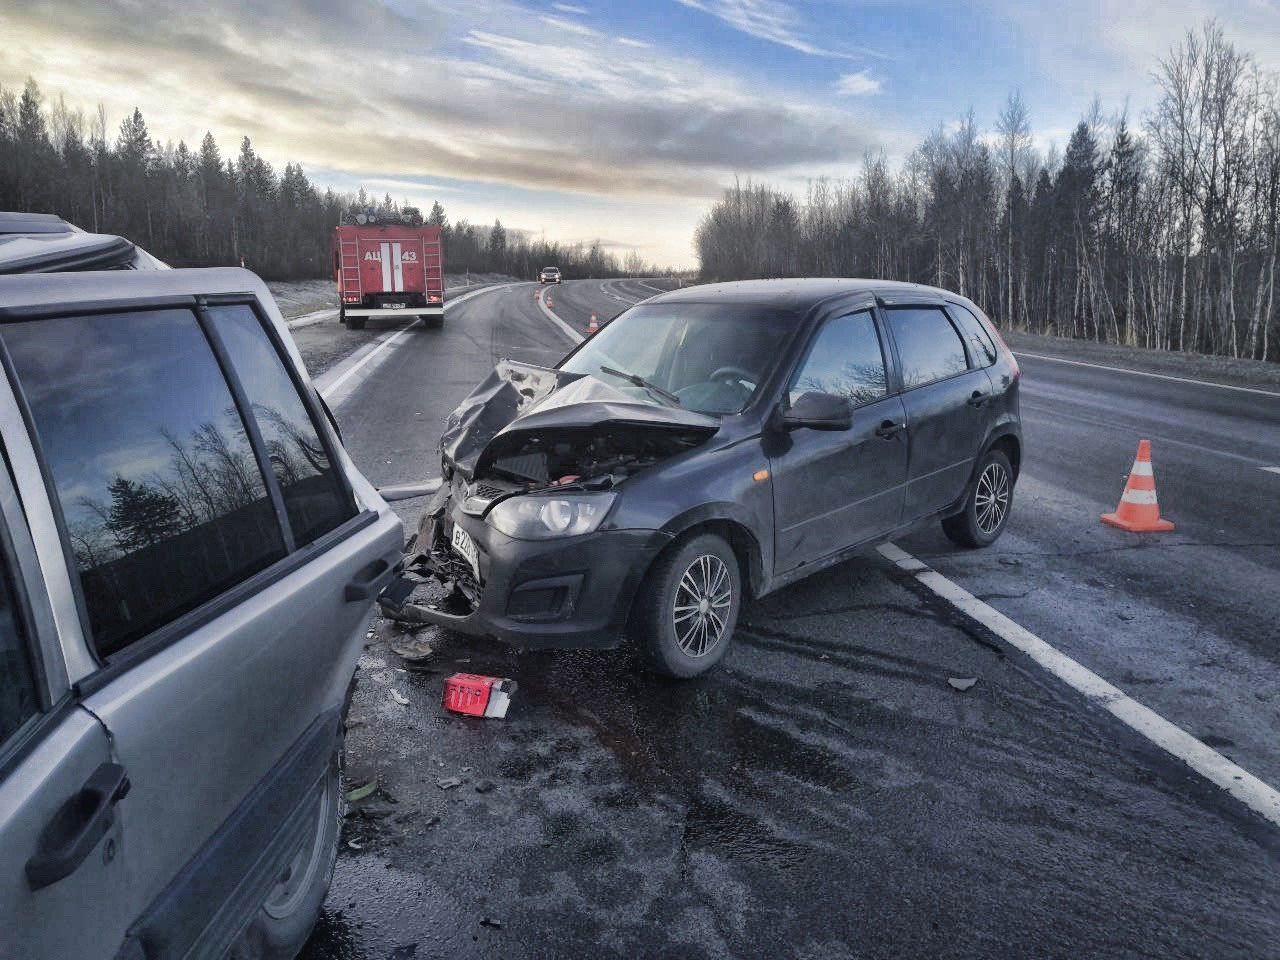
(332, 219), (444, 329)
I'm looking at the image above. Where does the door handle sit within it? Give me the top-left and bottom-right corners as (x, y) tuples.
(967, 390), (990, 407)
(26, 763), (130, 891)
(875, 420), (905, 440)
(345, 552), (399, 604)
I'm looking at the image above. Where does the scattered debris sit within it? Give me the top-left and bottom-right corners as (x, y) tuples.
(437, 776), (463, 790)
(480, 917), (503, 929)
(365, 630), (375, 639)
(391, 637), (435, 661)
(423, 815), (442, 828)
(998, 557), (1022, 566)
(443, 673), (518, 718)
(475, 779), (496, 794)
(390, 689), (410, 706)
(947, 677), (979, 692)
(1117, 611), (1135, 621)
(344, 780), (379, 803)
(346, 839), (364, 851)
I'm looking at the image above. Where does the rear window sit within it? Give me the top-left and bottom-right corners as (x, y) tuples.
(2, 309), (287, 658)
(950, 304), (999, 367)
(208, 305), (353, 546)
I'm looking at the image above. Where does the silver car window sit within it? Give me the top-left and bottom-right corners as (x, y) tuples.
(2, 309), (286, 658)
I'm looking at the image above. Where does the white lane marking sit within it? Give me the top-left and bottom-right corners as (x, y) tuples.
(316, 284), (506, 402)
(536, 287), (586, 345)
(1264, 467), (1280, 475)
(876, 542), (1280, 828)
(1019, 403), (1273, 467)
(1016, 352), (1280, 399)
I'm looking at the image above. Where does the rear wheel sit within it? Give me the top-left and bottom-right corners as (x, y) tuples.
(230, 737), (342, 959)
(345, 315), (366, 330)
(942, 448), (1014, 548)
(632, 532), (741, 678)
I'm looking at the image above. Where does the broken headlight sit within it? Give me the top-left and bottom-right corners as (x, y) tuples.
(485, 492), (615, 539)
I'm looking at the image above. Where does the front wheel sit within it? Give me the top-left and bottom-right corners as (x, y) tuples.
(942, 448), (1014, 548)
(632, 533), (741, 678)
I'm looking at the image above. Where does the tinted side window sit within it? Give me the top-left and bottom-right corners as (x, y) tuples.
(951, 305), (998, 367)
(208, 305), (355, 546)
(886, 307), (969, 389)
(0, 551), (38, 745)
(3, 310), (286, 658)
(790, 311), (887, 407)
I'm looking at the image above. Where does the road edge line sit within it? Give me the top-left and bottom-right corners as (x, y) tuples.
(1015, 351), (1280, 398)
(876, 541), (1280, 829)
(535, 287), (585, 345)
(317, 283), (507, 403)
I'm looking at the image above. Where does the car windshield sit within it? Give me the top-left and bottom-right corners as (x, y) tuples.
(559, 302), (795, 415)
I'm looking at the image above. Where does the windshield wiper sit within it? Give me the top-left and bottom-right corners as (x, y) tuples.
(598, 365), (681, 406)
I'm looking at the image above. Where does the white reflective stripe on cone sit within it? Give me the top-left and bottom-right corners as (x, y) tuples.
(1121, 488), (1160, 505)
(1130, 460), (1154, 476)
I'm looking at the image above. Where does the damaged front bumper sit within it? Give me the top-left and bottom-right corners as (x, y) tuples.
(398, 483), (671, 649)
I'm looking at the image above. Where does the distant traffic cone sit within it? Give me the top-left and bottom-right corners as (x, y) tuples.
(1101, 439), (1174, 532)
(587, 311), (599, 335)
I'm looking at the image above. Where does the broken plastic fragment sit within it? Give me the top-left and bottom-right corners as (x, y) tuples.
(344, 780), (378, 803)
(390, 689), (410, 706)
(947, 677), (978, 692)
(437, 776), (463, 790)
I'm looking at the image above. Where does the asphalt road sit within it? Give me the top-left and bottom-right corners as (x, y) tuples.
(289, 280), (1280, 960)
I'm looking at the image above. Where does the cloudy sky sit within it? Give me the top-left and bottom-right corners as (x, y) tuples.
(4, 1), (1279, 267)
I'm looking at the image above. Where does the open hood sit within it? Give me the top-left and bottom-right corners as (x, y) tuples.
(440, 360), (720, 482)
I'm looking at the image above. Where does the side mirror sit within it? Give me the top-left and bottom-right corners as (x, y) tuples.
(780, 391), (852, 431)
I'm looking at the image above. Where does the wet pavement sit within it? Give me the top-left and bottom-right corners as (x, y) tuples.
(290, 279), (1280, 960)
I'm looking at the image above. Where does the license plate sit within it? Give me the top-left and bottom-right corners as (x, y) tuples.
(388, 302), (406, 309)
(451, 524), (480, 580)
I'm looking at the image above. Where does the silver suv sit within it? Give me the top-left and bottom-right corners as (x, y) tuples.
(0, 233), (403, 959)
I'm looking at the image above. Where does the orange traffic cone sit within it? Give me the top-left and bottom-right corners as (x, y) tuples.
(1101, 439), (1174, 532)
(587, 311), (599, 335)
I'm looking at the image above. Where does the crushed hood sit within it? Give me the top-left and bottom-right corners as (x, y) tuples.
(440, 360), (720, 479)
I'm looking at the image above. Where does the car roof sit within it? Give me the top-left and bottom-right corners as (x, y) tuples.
(0, 211), (144, 273)
(643, 278), (979, 317)
(0, 267), (271, 318)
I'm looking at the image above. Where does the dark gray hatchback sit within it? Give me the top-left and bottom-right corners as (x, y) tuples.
(405, 279), (1021, 677)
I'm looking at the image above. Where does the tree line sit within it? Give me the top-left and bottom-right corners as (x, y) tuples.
(0, 78), (659, 281)
(695, 21), (1280, 362)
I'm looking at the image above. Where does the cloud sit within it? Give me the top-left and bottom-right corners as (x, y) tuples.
(674, 0), (886, 60)
(552, 2), (588, 13)
(0, 0), (903, 265)
(539, 14), (598, 36)
(835, 69), (880, 96)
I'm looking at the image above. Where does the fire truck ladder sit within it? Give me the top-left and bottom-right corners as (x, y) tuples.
(339, 239), (362, 299)
(423, 242), (443, 293)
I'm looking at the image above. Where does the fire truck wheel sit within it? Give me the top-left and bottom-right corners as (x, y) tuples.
(229, 736), (343, 960)
(422, 314), (443, 329)
(346, 315), (366, 330)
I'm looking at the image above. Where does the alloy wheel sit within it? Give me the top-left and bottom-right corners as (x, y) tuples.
(672, 553), (733, 658)
(975, 461), (1011, 535)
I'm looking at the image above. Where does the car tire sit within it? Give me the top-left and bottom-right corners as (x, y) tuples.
(633, 532), (741, 678)
(345, 315), (366, 330)
(230, 737), (343, 960)
(942, 447), (1014, 548)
